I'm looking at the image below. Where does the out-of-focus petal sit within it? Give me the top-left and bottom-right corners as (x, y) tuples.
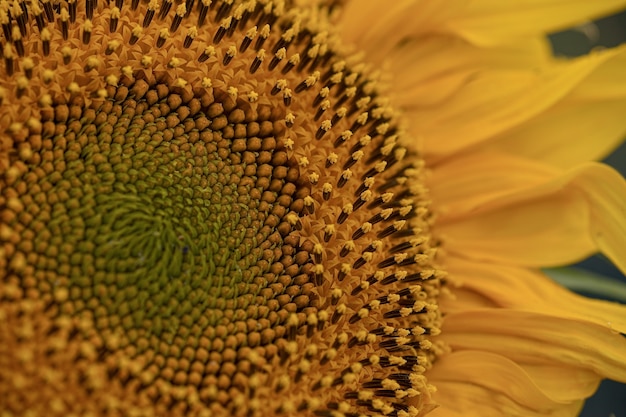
(487, 45), (626, 168)
(488, 99), (626, 169)
(443, 257), (626, 333)
(427, 150), (559, 221)
(410, 49), (617, 159)
(426, 351), (591, 417)
(442, 310), (626, 381)
(337, 1), (462, 63)
(439, 163), (626, 273)
(429, 382), (584, 417)
(337, 0), (626, 51)
(440, 190), (595, 267)
(389, 36), (551, 107)
(442, 0), (626, 46)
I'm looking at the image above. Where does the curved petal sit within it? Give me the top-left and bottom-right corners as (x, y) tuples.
(439, 163), (626, 273)
(443, 257), (626, 333)
(336, 1), (463, 64)
(488, 99), (626, 169)
(388, 36), (552, 108)
(566, 164), (626, 275)
(441, 309), (626, 382)
(429, 382), (584, 417)
(568, 44), (626, 100)
(338, 4), (626, 162)
(337, 0), (626, 52)
(426, 351), (591, 417)
(442, 1), (626, 46)
(427, 150), (559, 220)
(428, 351), (562, 406)
(439, 189), (596, 268)
(521, 363), (601, 403)
(487, 44), (626, 169)
(410, 48), (618, 159)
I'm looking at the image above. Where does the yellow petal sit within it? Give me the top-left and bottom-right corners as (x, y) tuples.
(427, 351), (590, 417)
(522, 363), (601, 403)
(388, 36), (551, 108)
(428, 351), (557, 406)
(443, 0), (626, 46)
(411, 49), (616, 159)
(429, 381), (584, 417)
(440, 189), (596, 267)
(338, 4), (625, 162)
(567, 164), (626, 275)
(338, 1), (626, 52)
(568, 44), (626, 100)
(442, 309), (626, 382)
(440, 285), (497, 313)
(488, 99), (626, 169)
(428, 150), (559, 221)
(444, 257), (626, 333)
(487, 45), (626, 169)
(337, 1), (462, 64)
(439, 163), (626, 273)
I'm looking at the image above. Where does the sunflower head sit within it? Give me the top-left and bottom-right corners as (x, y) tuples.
(0, 1), (444, 416)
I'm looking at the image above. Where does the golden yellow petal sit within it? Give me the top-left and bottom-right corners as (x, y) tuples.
(442, 310), (626, 382)
(521, 363), (601, 404)
(427, 351), (589, 417)
(439, 163), (626, 272)
(429, 351), (558, 406)
(337, 1), (460, 64)
(488, 45), (626, 169)
(387, 35), (551, 110)
(338, 0), (626, 53)
(568, 43), (626, 100)
(440, 190), (596, 267)
(430, 381), (584, 417)
(443, 257), (626, 333)
(566, 163), (626, 275)
(443, 0), (626, 46)
(488, 99), (626, 169)
(428, 150), (559, 221)
(409, 48), (617, 160)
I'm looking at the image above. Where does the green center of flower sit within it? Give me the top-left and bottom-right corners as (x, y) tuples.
(31, 82), (314, 395)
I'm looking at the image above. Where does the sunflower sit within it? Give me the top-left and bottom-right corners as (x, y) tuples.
(1, 1), (626, 417)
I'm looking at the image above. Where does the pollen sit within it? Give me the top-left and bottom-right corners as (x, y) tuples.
(0, 2), (444, 417)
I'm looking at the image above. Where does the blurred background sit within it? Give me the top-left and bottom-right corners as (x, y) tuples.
(548, 9), (626, 417)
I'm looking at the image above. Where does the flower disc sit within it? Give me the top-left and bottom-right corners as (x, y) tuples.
(0, 1), (444, 416)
